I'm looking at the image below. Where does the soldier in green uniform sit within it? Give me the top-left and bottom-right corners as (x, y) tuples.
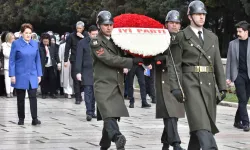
(154, 10), (185, 150)
(168, 1), (227, 150)
(90, 11), (143, 150)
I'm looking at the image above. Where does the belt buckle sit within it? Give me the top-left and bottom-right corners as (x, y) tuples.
(200, 66), (206, 72)
(198, 66), (209, 72)
(194, 66), (200, 72)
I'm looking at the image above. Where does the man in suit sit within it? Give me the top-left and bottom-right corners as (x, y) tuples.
(169, 1), (227, 149)
(90, 11), (143, 150)
(39, 33), (60, 99)
(154, 10), (185, 150)
(75, 25), (98, 121)
(226, 21), (250, 132)
(64, 21), (89, 104)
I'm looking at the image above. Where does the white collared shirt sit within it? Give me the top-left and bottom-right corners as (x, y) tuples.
(190, 25), (204, 40)
(105, 36), (111, 40)
(45, 46), (52, 67)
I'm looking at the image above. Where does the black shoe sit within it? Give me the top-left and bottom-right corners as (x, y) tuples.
(142, 102), (151, 108)
(42, 94), (47, 99)
(243, 125), (250, 132)
(129, 103), (134, 108)
(86, 115), (92, 121)
(32, 119), (41, 126)
(75, 101), (81, 104)
(18, 119), (24, 125)
(50, 94), (57, 99)
(162, 143), (169, 150)
(92, 114), (97, 118)
(115, 135), (126, 150)
(234, 122), (243, 129)
(151, 99), (156, 104)
(100, 147), (108, 150)
(173, 143), (185, 150)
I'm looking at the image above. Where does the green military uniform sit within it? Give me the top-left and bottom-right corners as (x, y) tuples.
(169, 26), (226, 134)
(155, 33), (185, 149)
(155, 34), (185, 119)
(91, 33), (133, 120)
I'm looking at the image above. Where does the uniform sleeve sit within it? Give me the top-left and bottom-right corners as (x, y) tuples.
(214, 37), (226, 91)
(226, 42), (232, 80)
(36, 46), (43, 77)
(168, 33), (183, 91)
(90, 38), (133, 69)
(9, 42), (16, 77)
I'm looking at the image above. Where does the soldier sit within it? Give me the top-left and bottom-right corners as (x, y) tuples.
(168, 1), (227, 150)
(154, 10), (185, 150)
(90, 11), (143, 150)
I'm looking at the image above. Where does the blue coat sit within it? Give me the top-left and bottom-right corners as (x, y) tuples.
(9, 37), (43, 89)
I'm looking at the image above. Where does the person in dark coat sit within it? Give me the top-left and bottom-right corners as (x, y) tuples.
(169, 1), (227, 149)
(64, 21), (89, 104)
(90, 11), (143, 150)
(51, 34), (64, 96)
(127, 56), (152, 108)
(154, 10), (185, 150)
(39, 33), (60, 99)
(75, 25), (98, 121)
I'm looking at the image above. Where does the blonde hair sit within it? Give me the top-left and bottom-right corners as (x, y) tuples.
(5, 32), (14, 43)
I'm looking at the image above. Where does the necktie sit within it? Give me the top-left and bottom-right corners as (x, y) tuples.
(198, 31), (204, 46)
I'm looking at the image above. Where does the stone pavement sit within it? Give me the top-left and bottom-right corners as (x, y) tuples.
(0, 93), (250, 150)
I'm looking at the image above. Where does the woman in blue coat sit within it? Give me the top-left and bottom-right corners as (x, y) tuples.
(9, 23), (43, 126)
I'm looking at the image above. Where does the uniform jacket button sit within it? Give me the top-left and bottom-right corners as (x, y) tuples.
(162, 81), (165, 84)
(200, 82), (202, 84)
(209, 83), (211, 85)
(162, 69), (165, 72)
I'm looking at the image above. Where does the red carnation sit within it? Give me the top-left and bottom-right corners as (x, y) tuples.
(114, 14), (164, 29)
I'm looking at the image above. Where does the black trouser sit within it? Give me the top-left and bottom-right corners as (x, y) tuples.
(124, 74), (128, 97)
(145, 68), (156, 100)
(16, 85), (38, 120)
(83, 85), (95, 115)
(41, 66), (57, 94)
(99, 118), (121, 149)
(234, 73), (250, 126)
(71, 61), (82, 101)
(127, 65), (147, 104)
(187, 130), (218, 150)
(161, 118), (181, 147)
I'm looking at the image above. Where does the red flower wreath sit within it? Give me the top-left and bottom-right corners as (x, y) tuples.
(113, 14), (165, 58)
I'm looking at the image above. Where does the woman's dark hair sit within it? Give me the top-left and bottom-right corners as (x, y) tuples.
(20, 23), (33, 33)
(1, 31), (9, 42)
(40, 33), (51, 46)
